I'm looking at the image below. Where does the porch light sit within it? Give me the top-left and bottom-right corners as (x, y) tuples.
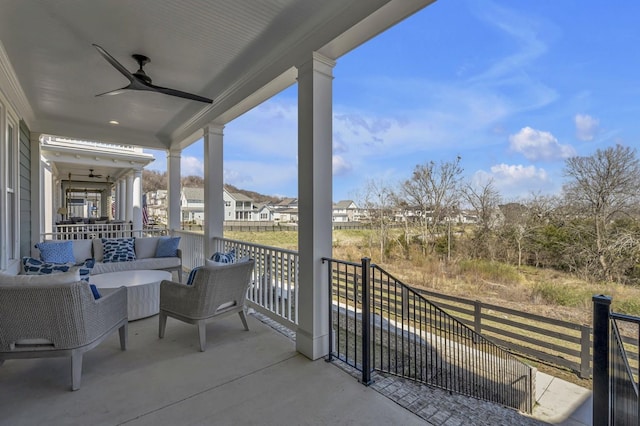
(109, 120), (119, 125)
(57, 206), (68, 220)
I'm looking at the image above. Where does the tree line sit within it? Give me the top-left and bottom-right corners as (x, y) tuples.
(358, 145), (640, 285)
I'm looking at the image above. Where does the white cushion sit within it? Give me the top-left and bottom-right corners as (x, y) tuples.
(93, 238), (104, 261)
(71, 239), (94, 263)
(135, 237), (160, 259)
(91, 257), (180, 275)
(0, 269), (80, 286)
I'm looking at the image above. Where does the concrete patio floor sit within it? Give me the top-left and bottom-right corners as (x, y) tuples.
(0, 310), (593, 425)
(0, 313), (425, 426)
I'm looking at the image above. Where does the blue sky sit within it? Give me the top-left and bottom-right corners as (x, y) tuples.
(146, 0), (639, 202)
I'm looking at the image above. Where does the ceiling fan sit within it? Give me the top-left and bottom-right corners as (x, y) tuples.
(92, 44), (213, 103)
(87, 169), (102, 178)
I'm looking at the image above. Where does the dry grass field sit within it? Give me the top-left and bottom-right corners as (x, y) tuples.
(226, 228), (640, 325)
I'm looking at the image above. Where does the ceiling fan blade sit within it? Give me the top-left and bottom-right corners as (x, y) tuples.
(95, 86), (131, 97)
(148, 83), (213, 103)
(93, 44), (135, 83)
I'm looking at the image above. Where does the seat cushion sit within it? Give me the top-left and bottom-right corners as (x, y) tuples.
(0, 269), (80, 285)
(91, 257), (180, 274)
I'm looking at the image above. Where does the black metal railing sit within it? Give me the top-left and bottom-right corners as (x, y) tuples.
(324, 257), (535, 413)
(593, 295), (640, 426)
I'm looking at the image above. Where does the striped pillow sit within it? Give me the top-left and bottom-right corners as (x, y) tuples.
(210, 249), (235, 264)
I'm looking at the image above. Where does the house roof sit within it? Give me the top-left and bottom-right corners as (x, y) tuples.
(334, 200), (356, 209)
(182, 187), (204, 201)
(0, 0), (435, 151)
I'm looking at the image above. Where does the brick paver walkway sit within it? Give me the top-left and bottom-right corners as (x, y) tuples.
(253, 311), (547, 426)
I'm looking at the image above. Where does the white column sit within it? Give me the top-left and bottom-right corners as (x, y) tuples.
(296, 52), (335, 360)
(203, 124), (225, 257)
(42, 166), (54, 234)
(30, 134), (42, 258)
(125, 173), (134, 222)
(132, 169), (143, 230)
(167, 150), (181, 231)
(119, 179), (126, 220)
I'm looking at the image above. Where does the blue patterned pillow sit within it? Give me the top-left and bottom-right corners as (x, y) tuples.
(102, 238), (136, 263)
(155, 237), (181, 257)
(186, 266), (202, 285)
(89, 284), (101, 299)
(22, 257), (72, 275)
(211, 249), (235, 264)
(74, 258), (95, 282)
(35, 241), (75, 264)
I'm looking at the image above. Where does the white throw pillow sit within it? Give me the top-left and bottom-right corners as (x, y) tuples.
(0, 269), (81, 286)
(135, 237), (160, 259)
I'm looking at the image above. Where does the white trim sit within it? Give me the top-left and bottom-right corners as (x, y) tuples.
(0, 41), (34, 127)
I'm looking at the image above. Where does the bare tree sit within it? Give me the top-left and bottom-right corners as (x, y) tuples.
(563, 144), (640, 280)
(359, 178), (395, 261)
(462, 178), (501, 260)
(402, 156), (463, 254)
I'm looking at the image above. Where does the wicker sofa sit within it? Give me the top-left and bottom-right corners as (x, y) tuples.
(35, 237), (183, 282)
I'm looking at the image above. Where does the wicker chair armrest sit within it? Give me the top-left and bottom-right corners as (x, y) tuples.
(93, 286), (128, 325)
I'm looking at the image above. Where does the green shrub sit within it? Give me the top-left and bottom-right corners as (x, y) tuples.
(457, 259), (522, 284)
(532, 282), (592, 307)
(615, 298), (640, 316)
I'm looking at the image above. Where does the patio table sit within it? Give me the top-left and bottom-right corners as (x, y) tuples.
(90, 270), (172, 321)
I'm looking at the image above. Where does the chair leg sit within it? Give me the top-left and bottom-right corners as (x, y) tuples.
(159, 312), (167, 338)
(119, 323), (128, 350)
(239, 310), (249, 331)
(177, 268), (183, 283)
(198, 321), (207, 352)
(71, 351), (83, 391)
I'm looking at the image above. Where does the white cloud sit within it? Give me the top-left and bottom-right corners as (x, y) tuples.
(474, 163), (553, 200)
(509, 127), (575, 161)
(575, 114), (599, 141)
(181, 156), (204, 176)
(333, 155), (352, 176)
(490, 163), (548, 181)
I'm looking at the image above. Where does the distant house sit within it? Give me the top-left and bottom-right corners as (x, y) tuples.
(224, 191), (257, 220)
(255, 204), (274, 221)
(332, 200), (359, 222)
(272, 198), (298, 223)
(181, 187), (205, 223)
(146, 190), (168, 223)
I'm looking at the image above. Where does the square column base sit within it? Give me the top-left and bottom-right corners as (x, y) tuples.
(296, 328), (329, 360)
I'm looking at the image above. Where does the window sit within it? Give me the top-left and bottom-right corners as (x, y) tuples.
(260, 213), (268, 220)
(1, 101), (19, 268)
(6, 122), (16, 260)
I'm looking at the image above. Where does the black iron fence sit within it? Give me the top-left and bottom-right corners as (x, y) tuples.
(593, 295), (639, 426)
(324, 257), (535, 414)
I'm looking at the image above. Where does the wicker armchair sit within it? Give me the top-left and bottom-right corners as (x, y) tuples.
(0, 281), (128, 390)
(159, 259), (255, 352)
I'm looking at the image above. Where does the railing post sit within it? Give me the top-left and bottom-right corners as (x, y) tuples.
(325, 258), (333, 362)
(474, 300), (482, 334)
(361, 257), (373, 386)
(579, 325), (591, 379)
(592, 295), (611, 426)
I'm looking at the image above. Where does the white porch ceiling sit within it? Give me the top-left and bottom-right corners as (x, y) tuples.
(0, 0), (435, 151)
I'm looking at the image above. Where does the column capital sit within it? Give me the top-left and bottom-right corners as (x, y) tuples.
(298, 52), (335, 79)
(203, 123), (225, 137)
